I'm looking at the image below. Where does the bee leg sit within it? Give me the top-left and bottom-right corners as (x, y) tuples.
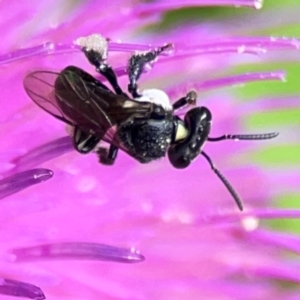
(172, 90), (197, 111)
(82, 48), (124, 95)
(96, 145), (119, 165)
(73, 127), (100, 154)
(127, 44), (173, 98)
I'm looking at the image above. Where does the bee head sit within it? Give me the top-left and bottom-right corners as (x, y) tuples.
(168, 107), (212, 169)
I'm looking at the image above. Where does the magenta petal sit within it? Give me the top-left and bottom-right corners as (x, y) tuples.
(196, 209), (300, 225)
(1, 0), (300, 298)
(13, 136), (73, 172)
(12, 242), (145, 264)
(249, 264), (300, 283)
(0, 42), (67, 64)
(3, 35), (300, 65)
(167, 71), (286, 96)
(132, 0), (263, 15)
(0, 278), (45, 300)
(172, 37), (300, 56)
(198, 71), (286, 90)
(0, 169), (53, 200)
(244, 209), (300, 220)
(245, 229), (300, 255)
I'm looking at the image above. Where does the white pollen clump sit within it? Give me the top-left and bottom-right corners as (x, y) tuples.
(74, 33), (108, 59)
(136, 89), (173, 111)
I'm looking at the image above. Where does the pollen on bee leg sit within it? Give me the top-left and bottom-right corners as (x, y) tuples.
(74, 33), (108, 59)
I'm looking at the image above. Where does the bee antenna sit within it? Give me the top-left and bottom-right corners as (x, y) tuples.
(201, 151), (243, 211)
(208, 132), (279, 142)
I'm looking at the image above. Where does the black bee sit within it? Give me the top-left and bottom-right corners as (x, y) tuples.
(23, 35), (278, 211)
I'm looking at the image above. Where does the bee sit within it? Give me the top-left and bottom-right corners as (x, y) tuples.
(24, 34), (278, 211)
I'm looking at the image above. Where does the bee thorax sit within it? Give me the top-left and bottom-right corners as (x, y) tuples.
(135, 89), (173, 111)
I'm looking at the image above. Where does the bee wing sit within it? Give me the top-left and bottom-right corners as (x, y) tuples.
(24, 70), (74, 126)
(54, 66), (114, 135)
(24, 66), (155, 153)
(23, 68), (115, 136)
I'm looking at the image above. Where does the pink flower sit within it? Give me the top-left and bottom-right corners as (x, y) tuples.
(1, 1), (300, 299)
